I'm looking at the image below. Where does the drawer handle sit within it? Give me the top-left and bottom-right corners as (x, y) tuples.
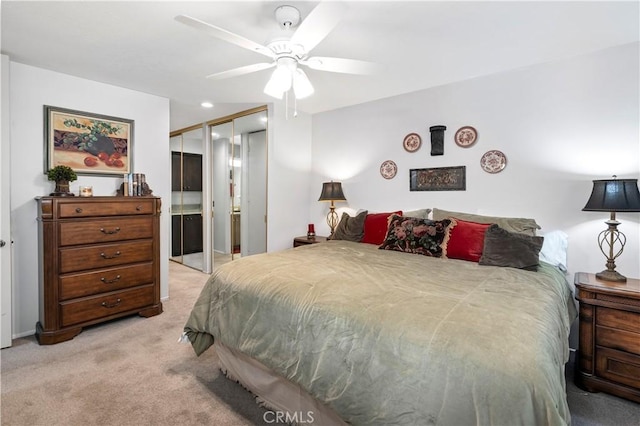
(100, 251), (121, 259)
(136, 205), (142, 211)
(75, 208), (83, 213)
(100, 275), (121, 284)
(100, 227), (121, 235)
(101, 298), (122, 309)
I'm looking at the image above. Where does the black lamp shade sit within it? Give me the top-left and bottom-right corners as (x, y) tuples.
(583, 178), (640, 212)
(318, 181), (346, 202)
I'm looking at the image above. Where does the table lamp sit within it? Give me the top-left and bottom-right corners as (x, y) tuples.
(318, 181), (346, 236)
(582, 176), (640, 282)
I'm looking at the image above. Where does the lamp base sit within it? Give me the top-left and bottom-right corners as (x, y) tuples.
(596, 269), (627, 283)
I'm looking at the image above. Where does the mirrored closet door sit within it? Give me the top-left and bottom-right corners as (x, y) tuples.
(209, 107), (267, 265)
(170, 126), (204, 271)
(169, 106), (267, 273)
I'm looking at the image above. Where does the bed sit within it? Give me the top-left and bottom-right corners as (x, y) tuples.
(184, 214), (577, 425)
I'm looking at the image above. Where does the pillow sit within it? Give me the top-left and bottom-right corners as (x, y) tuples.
(329, 210), (368, 242)
(443, 218), (492, 262)
(432, 208), (540, 236)
(479, 224), (544, 271)
(403, 208), (431, 219)
(379, 214), (451, 257)
(539, 230), (568, 272)
(361, 211), (402, 245)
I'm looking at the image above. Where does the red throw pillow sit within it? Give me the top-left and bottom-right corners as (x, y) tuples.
(361, 211), (402, 245)
(445, 218), (492, 262)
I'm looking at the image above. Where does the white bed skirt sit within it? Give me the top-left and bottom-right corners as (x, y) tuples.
(215, 343), (347, 426)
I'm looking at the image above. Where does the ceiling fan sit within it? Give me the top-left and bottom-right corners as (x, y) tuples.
(175, 2), (377, 100)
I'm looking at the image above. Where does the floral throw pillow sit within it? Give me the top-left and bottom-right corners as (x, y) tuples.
(379, 215), (452, 257)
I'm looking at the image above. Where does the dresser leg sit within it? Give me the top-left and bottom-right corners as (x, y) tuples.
(35, 322), (82, 345)
(138, 303), (163, 318)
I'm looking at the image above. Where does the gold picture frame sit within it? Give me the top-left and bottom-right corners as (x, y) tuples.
(44, 105), (133, 176)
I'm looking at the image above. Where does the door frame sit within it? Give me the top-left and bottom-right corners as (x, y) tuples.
(1, 54), (13, 348)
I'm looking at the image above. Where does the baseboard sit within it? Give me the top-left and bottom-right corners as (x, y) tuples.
(13, 329), (35, 339)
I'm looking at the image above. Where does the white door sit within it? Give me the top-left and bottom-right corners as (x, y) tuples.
(1, 54), (12, 348)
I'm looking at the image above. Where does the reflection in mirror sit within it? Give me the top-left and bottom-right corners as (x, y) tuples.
(211, 121), (233, 266)
(209, 108), (267, 265)
(170, 127), (204, 271)
(170, 134), (183, 265)
(234, 110), (267, 258)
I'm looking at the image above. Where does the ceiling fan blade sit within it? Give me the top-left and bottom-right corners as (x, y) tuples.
(290, 2), (347, 52)
(301, 57), (378, 75)
(206, 62), (275, 80)
(175, 15), (274, 59)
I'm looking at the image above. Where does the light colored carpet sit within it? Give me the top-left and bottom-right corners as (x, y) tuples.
(1, 262), (268, 426)
(2, 261), (639, 425)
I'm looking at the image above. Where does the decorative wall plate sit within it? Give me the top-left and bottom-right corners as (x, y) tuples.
(454, 126), (477, 147)
(480, 150), (507, 173)
(380, 160), (398, 179)
(403, 133), (422, 152)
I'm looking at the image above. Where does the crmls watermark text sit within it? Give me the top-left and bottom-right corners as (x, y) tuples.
(263, 410), (315, 424)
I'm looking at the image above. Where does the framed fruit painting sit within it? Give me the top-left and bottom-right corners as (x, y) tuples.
(44, 105), (134, 176)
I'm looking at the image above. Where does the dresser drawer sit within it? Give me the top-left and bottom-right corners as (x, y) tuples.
(59, 263), (154, 301)
(59, 240), (153, 273)
(59, 217), (153, 246)
(58, 199), (155, 218)
(60, 285), (155, 327)
(595, 347), (640, 390)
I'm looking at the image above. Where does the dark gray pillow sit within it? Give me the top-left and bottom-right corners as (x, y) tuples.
(330, 210), (368, 242)
(479, 224), (544, 271)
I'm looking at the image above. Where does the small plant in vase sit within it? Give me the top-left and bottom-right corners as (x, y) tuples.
(47, 165), (78, 196)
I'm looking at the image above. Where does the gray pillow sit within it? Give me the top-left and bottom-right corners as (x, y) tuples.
(479, 224), (544, 271)
(330, 210), (368, 242)
(403, 208), (431, 219)
(432, 208), (540, 236)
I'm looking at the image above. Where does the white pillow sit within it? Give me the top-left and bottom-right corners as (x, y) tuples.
(539, 230), (568, 272)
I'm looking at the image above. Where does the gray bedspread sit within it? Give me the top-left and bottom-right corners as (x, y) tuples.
(184, 240), (577, 425)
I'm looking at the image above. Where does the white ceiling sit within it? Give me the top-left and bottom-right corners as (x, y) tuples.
(2, 1), (638, 131)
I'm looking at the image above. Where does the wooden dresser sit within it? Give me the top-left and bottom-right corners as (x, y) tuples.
(36, 196), (163, 344)
(574, 272), (640, 402)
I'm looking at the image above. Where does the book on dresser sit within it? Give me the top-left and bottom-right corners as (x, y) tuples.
(36, 196), (163, 345)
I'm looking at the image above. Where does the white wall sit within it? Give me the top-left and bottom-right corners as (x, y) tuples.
(311, 43), (640, 282)
(267, 103), (314, 252)
(8, 62), (170, 337)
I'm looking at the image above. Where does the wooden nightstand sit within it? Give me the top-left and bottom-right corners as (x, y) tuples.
(574, 272), (640, 403)
(293, 236), (328, 248)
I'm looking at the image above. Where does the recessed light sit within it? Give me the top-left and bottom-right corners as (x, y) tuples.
(201, 102), (214, 108)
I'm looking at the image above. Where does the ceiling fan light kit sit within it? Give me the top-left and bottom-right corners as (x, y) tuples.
(264, 57), (314, 100)
(176, 2), (376, 106)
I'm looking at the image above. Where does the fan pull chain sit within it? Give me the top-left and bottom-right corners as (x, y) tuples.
(285, 90), (289, 120)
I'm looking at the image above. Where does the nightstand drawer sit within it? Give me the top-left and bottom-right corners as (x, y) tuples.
(595, 347), (640, 390)
(597, 307), (640, 333)
(596, 325), (640, 356)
